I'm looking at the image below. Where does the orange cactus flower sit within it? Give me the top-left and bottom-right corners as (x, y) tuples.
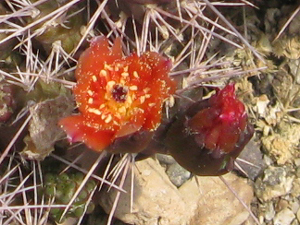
(59, 36), (175, 152)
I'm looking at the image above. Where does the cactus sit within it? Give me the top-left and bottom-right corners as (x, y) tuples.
(42, 171), (96, 222)
(0, 0), (274, 224)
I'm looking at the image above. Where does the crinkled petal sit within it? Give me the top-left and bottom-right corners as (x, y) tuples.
(59, 115), (115, 151)
(114, 111), (145, 138)
(75, 37), (122, 81)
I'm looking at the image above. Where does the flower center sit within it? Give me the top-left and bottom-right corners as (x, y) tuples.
(112, 84), (128, 103)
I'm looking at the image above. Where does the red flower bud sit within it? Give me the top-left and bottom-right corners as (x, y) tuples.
(165, 84), (253, 176)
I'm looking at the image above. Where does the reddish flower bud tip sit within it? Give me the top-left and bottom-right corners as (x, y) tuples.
(59, 36), (175, 152)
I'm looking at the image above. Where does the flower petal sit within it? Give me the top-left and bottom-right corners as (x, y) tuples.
(114, 111), (145, 138)
(59, 115), (114, 151)
(75, 37), (122, 80)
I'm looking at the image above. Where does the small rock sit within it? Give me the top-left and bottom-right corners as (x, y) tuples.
(291, 219), (299, 225)
(294, 159), (300, 167)
(262, 122), (300, 165)
(264, 167), (286, 186)
(181, 173), (253, 225)
(262, 135), (293, 165)
(291, 178), (300, 198)
(273, 208), (295, 225)
(290, 200), (300, 214)
(262, 202), (276, 221)
(296, 208), (300, 222)
(166, 162), (190, 187)
(255, 166), (294, 201)
(156, 154), (176, 165)
(264, 155), (274, 166)
(276, 199), (290, 212)
(296, 167), (300, 178)
(236, 138), (266, 180)
(288, 59), (300, 84)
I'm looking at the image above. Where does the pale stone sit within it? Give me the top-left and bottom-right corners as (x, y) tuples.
(296, 208), (300, 222)
(181, 173), (253, 225)
(97, 158), (254, 225)
(263, 202), (275, 221)
(156, 154), (176, 165)
(261, 122), (300, 165)
(262, 135), (293, 165)
(290, 200), (300, 214)
(273, 208), (295, 225)
(255, 166), (295, 202)
(98, 158), (188, 225)
(166, 162), (191, 187)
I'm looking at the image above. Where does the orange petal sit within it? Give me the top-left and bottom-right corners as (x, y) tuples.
(58, 115), (115, 152)
(115, 111), (145, 138)
(111, 37), (122, 59)
(75, 37), (108, 80)
(114, 123), (142, 138)
(81, 127), (115, 152)
(75, 36), (122, 80)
